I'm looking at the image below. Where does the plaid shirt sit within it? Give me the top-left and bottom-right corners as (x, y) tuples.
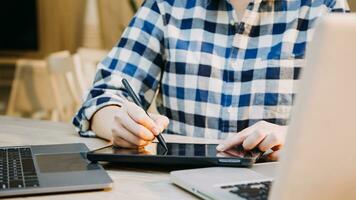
(73, 0), (349, 139)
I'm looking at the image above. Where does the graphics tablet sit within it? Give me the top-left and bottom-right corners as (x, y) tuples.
(87, 142), (263, 167)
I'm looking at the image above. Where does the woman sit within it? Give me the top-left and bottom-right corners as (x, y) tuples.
(73, 0), (349, 160)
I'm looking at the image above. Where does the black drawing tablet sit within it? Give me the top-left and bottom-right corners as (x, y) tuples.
(87, 142), (263, 167)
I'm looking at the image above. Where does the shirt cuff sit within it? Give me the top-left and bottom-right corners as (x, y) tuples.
(72, 96), (124, 137)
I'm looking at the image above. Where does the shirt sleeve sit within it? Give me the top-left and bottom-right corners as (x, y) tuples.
(72, 0), (166, 137)
(329, 0), (350, 12)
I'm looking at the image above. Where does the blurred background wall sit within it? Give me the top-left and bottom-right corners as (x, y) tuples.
(0, 0), (143, 58)
(349, 1), (356, 11)
(98, 0), (143, 49)
(0, 0), (143, 119)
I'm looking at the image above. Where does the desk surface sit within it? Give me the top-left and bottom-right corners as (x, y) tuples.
(0, 116), (222, 200)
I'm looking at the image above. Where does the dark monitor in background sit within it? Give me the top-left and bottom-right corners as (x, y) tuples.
(0, 0), (38, 52)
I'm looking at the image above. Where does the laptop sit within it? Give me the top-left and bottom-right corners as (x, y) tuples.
(170, 13), (356, 200)
(0, 143), (112, 197)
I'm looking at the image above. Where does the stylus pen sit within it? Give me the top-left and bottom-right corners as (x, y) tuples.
(122, 78), (168, 151)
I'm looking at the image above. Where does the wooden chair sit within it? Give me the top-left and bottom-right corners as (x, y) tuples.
(46, 51), (84, 122)
(7, 51), (89, 122)
(6, 59), (58, 120)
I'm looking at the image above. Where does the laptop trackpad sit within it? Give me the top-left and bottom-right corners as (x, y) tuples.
(36, 153), (99, 173)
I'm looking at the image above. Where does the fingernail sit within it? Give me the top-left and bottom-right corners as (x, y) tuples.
(152, 127), (159, 135)
(216, 144), (225, 151)
(159, 125), (165, 132)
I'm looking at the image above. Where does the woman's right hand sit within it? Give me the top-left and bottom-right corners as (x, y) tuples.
(91, 100), (169, 148)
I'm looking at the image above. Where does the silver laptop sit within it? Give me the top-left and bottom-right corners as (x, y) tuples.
(0, 143), (112, 197)
(170, 13), (356, 200)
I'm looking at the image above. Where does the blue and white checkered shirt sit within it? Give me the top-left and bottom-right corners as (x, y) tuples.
(73, 0), (349, 139)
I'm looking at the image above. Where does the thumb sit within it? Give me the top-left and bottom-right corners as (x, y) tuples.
(149, 113), (169, 133)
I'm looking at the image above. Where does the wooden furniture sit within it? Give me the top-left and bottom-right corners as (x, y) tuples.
(6, 53), (83, 122)
(0, 59), (17, 114)
(6, 59), (57, 120)
(46, 49), (109, 121)
(46, 51), (84, 122)
(0, 116), (222, 199)
(5, 49), (108, 122)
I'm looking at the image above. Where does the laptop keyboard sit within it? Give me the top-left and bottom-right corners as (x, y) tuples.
(221, 181), (272, 200)
(0, 147), (39, 190)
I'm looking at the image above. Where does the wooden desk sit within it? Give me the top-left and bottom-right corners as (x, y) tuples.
(0, 116), (222, 200)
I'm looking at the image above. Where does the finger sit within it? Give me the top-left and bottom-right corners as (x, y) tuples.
(115, 113), (155, 141)
(125, 101), (160, 135)
(217, 130), (254, 152)
(242, 130), (267, 150)
(112, 136), (137, 148)
(271, 144), (283, 151)
(217, 123), (266, 151)
(223, 149), (246, 157)
(266, 150), (280, 161)
(216, 134), (244, 151)
(150, 114), (169, 133)
(216, 151), (231, 157)
(258, 133), (282, 152)
(112, 127), (150, 147)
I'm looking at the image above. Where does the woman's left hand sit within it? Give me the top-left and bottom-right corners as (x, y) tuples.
(216, 121), (288, 161)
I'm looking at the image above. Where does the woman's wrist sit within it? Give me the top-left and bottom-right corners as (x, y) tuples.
(91, 105), (121, 141)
